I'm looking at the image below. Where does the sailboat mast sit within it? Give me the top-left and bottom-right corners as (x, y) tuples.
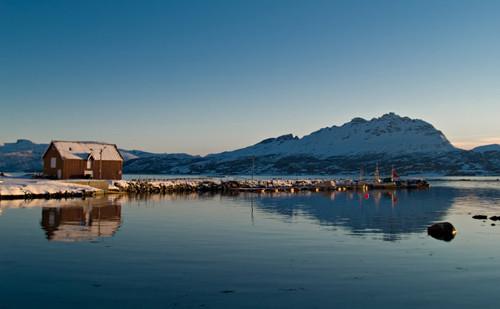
(374, 163), (379, 181)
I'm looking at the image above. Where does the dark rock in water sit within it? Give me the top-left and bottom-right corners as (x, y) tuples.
(489, 216), (500, 221)
(219, 290), (235, 294)
(473, 215), (488, 220)
(428, 222), (457, 241)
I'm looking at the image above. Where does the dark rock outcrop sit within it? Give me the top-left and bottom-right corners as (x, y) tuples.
(427, 222), (456, 241)
(472, 215), (488, 220)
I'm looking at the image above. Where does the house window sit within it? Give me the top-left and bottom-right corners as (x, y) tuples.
(50, 157), (56, 168)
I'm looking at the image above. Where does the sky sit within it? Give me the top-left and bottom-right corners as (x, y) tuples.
(1, 0), (499, 155)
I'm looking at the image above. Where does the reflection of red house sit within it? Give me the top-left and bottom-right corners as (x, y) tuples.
(42, 141), (123, 180)
(40, 205), (122, 241)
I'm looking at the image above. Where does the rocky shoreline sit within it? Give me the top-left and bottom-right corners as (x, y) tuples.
(0, 177), (337, 200)
(112, 178), (330, 194)
(1, 176), (429, 200)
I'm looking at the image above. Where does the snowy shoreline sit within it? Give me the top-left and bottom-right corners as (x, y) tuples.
(2, 173), (499, 200)
(0, 177), (100, 199)
(0, 176), (329, 199)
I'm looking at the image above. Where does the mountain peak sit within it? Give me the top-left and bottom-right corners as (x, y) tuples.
(256, 134), (297, 145)
(349, 113), (404, 125)
(209, 113), (456, 160)
(371, 112), (413, 123)
(378, 112), (400, 120)
(350, 117), (368, 124)
(16, 139), (35, 144)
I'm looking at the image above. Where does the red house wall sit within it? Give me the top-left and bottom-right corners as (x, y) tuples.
(43, 143), (123, 180)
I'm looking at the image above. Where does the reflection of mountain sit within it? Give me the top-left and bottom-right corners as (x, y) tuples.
(241, 188), (454, 241)
(448, 186), (500, 215)
(40, 203), (122, 242)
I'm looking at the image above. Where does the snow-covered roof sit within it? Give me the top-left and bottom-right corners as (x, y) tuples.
(44, 141), (124, 161)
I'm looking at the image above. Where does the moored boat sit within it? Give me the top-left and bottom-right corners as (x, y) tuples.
(368, 163), (397, 189)
(355, 163), (367, 190)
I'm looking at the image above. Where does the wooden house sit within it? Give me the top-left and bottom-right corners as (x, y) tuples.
(42, 141), (124, 180)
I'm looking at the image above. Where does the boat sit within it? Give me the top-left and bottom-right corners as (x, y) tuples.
(368, 164), (397, 189)
(355, 163), (367, 190)
(392, 167), (430, 189)
(336, 178), (354, 190)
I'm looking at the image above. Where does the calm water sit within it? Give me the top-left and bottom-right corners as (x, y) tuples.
(2, 180), (500, 308)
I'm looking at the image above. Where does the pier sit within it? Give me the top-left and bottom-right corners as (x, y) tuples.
(0, 176), (429, 200)
(112, 178), (367, 194)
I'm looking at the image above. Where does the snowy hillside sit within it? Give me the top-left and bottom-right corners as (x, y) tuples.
(122, 113), (498, 176)
(208, 113), (456, 160)
(472, 144), (500, 153)
(299, 113), (456, 156)
(0, 139), (48, 154)
(0, 139), (48, 172)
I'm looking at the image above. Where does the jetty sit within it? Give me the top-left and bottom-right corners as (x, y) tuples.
(0, 176), (429, 200)
(109, 178), (368, 194)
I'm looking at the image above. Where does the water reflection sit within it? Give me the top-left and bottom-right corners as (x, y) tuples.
(232, 188), (453, 241)
(2, 183), (499, 244)
(448, 187), (500, 215)
(40, 203), (122, 242)
(0, 195), (125, 242)
(0, 194), (125, 209)
(3, 182), (500, 308)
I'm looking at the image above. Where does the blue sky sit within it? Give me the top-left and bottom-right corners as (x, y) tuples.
(1, 0), (499, 155)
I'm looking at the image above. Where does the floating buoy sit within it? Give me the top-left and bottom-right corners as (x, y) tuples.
(365, 193), (369, 199)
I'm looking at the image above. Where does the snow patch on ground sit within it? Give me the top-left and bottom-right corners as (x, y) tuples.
(0, 177), (99, 197)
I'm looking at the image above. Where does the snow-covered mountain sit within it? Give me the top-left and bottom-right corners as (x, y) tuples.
(118, 149), (194, 161)
(208, 113), (456, 161)
(472, 144), (500, 153)
(0, 139), (48, 153)
(0, 139), (48, 172)
(2, 113), (499, 176)
(122, 113), (498, 176)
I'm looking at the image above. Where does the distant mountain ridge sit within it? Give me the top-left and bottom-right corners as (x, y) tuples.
(472, 144), (500, 153)
(208, 113), (456, 161)
(1, 113), (499, 176)
(0, 139), (49, 172)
